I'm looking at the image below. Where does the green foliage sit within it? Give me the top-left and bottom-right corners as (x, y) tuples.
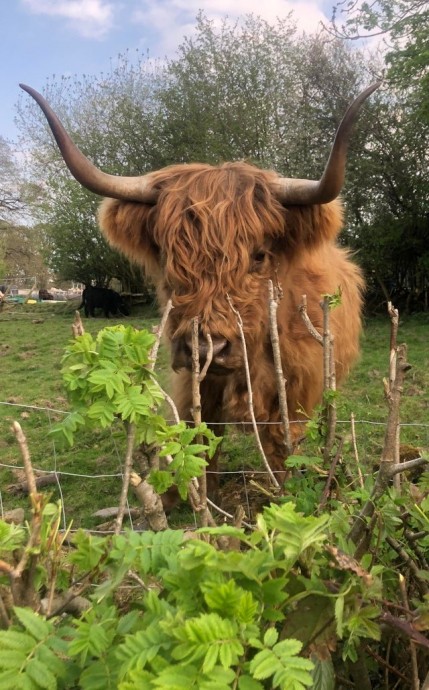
(0, 501), (386, 689)
(51, 323), (221, 501)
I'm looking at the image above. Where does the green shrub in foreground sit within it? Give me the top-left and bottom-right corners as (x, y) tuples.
(0, 500), (383, 690)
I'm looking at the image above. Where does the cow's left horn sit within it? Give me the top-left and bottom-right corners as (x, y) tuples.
(19, 84), (158, 204)
(273, 81), (381, 206)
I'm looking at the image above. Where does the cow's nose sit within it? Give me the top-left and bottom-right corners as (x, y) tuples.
(185, 335), (229, 361)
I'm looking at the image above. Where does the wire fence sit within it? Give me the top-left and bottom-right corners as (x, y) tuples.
(1, 399), (428, 531)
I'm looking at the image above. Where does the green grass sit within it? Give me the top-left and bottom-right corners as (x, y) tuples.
(1, 303), (428, 527)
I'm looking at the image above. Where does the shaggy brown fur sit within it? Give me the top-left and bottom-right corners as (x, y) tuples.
(99, 161), (364, 480)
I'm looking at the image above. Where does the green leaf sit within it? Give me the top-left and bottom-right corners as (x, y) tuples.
(238, 677), (264, 690)
(152, 666), (198, 689)
(0, 649), (28, 669)
(26, 658), (57, 690)
(13, 608), (50, 641)
(0, 630), (35, 653)
(264, 628), (278, 647)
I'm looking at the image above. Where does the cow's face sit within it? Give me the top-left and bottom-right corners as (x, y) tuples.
(99, 163), (291, 375)
(99, 162), (344, 376)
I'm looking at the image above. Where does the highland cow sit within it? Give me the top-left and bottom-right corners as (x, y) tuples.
(21, 82), (380, 481)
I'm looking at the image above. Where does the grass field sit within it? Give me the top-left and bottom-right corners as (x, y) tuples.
(1, 301), (428, 528)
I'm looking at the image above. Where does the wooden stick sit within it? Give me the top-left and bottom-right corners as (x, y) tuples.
(114, 421), (136, 535)
(149, 299), (173, 371)
(191, 318), (208, 527)
(227, 295), (280, 489)
(268, 280), (293, 456)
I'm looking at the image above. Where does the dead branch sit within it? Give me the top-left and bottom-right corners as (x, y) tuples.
(199, 332), (213, 382)
(114, 421), (136, 535)
(227, 295), (280, 490)
(149, 299), (173, 371)
(0, 594), (10, 629)
(387, 302), (401, 491)
(72, 310), (85, 338)
(8, 422), (42, 606)
(399, 574), (420, 690)
(12, 422), (37, 496)
(348, 343), (412, 546)
(298, 295), (337, 460)
(130, 472), (168, 531)
(268, 280), (293, 456)
(321, 296), (337, 460)
(7, 473), (59, 495)
(191, 318), (208, 527)
(318, 437), (345, 511)
(386, 536), (428, 595)
(298, 295), (323, 343)
(350, 413), (364, 488)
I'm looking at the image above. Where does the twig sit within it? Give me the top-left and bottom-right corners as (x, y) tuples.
(0, 594), (10, 628)
(350, 412), (364, 488)
(298, 295), (322, 343)
(72, 310), (85, 338)
(388, 302), (401, 491)
(12, 422), (37, 496)
(227, 295), (280, 489)
(318, 437), (345, 511)
(191, 318), (208, 527)
(386, 536), (428, 595)
(399, 574), (420, 690)
(348, 343), (411, 546)
(199, 332), (213, 382)
(321, 296), (337, 460)
(114, 421), (136, 535)
(268, 280), (293, 455)
(363, 644), (409, 686)
(149, 299), (173, 371)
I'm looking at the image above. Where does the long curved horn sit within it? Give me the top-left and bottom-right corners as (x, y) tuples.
(19, 83), (158, 204)
(273, 81), (381, 205)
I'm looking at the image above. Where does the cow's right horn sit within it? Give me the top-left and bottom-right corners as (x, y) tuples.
(273, 81), (381, 206)
(20, 83), (159, 204)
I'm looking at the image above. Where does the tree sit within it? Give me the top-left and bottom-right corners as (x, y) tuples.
(159, 12), (372, 178)
(330, 0), (429, 121)
(327, 1), (429, 310)
(15, 51), (166, 290)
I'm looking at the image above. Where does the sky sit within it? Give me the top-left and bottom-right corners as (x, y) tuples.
(1, 0), (336, 144)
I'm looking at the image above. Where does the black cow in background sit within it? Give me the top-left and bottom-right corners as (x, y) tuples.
(78, 286), (130, 318)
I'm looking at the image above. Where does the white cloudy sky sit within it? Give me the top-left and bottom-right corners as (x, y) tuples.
(1, 0), (337, 141)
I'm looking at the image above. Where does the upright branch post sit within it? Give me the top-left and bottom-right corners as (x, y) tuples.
(321, 296), (337, 461)
(349, 342), (415, 546)
(191, 317), (208, 526)
(227, 295), (280, 490)
(298, 295), (337, 461)
(268, 280), (293, 456)
(387, 302), (400, 490)
(114, 421), (136, 535)
(149, 299), (173, 371)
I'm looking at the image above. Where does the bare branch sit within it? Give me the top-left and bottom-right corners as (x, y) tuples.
(227, 295), (280, 489)
(268, 280), (293, 456)
(114, 421), (136, 535)
(149, 299), (173, 371)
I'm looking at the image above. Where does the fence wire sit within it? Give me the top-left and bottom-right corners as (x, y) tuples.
(1, 400), (428, 531)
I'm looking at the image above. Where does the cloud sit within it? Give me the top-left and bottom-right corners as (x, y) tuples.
(132, 0), (328, 54)
(22, 0), (115, 39)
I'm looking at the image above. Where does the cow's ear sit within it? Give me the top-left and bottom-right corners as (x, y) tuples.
(282, 199), (344, 250)
(98, 198), (161, 280)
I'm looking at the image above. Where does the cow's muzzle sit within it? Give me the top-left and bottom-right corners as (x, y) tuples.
(171, 334), (232, 373)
